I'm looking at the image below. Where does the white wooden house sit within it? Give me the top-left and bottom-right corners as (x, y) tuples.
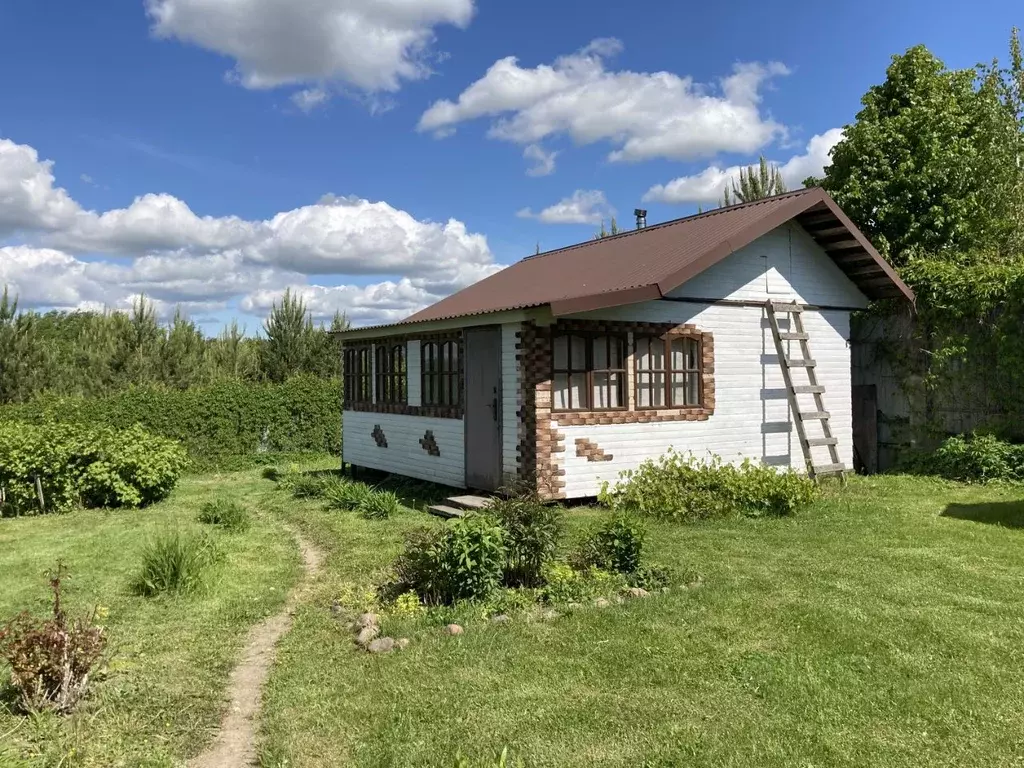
(337, 188), (913, 500)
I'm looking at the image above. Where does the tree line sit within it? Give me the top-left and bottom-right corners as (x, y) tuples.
(0, 288), (347, 404)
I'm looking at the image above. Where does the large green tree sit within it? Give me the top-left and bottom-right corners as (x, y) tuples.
(817, 35), (1024, 265)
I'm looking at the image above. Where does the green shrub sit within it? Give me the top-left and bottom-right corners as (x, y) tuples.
(323, 479), (373, 511)
(261, 466), (281, 481)
(290, 475), (326, 499)
(489, 495), (564, 588)
(627, 564), (674, 591)
(902, 432), (1024, 482)
(0, 421), (187, 517)
(539, 562), (627, 604)
(600, 450), (818, 521)
(0, 563), (106, 714)
(197, 499), (251, 532)
(573, 514), (646, 575)
(132, 531), (216, 596)
(393, 514), (506, 605)
(359, 489), (402, 520)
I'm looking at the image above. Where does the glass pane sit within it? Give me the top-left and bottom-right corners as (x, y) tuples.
(593, 337), (608, 371)
(671, 338), (684, 370)
(609, 337), (624, 369)
(670, 372), (685, 406)
(568, 336), (585, 369)
(609, 372), (623, 407)
(593, 372), (608, 409)
(570, 372), (587, 409)
(635, 337), (650, 371)
(636, 372), (652, 407)
(441, 374), (451, 406)
(553, 335), (568, 369)
(650, 340), (665, 371)
(554, 373), (569, 410)
(452, 374), (461, 406)
(448, 342), (459, 374)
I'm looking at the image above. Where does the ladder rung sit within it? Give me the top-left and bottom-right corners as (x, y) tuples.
(769, 301), (804, 313)
(778, 332), (809, 340)
(792, 385), (826, 394)
(798, 411), (830, 420)
(805, 437), (839, 447)
(785, 358), (817, 367)
(812, 463), (845, 474)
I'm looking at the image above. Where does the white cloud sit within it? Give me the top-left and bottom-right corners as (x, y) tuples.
(643, 128), (844, 204)
(523, 144), (557, 177)
(146, 0), (475, 99)
(419, 39), (789, 162)
(517, 189), (613, 225)
(0, 136), (504, 327)
(291, 86), (330, 112)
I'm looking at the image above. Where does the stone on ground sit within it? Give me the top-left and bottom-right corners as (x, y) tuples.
(367, 637), (396, 653)
(355, 625), (379, 646)
(627, 587), (651, 598)
(444, 623), (464, 635)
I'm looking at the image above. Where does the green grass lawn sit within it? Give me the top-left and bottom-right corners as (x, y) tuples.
(3, 466), (1024, 767)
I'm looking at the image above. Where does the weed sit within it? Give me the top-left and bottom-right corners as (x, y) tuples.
(359, 490), (402, 520)
(197, 499), (251, 532)
(132, 531), (217, 597)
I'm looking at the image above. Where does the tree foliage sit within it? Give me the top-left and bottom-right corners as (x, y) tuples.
(722, 156), (787, 206)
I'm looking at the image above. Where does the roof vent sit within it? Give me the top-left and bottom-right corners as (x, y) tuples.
(634, 208), (647, 230)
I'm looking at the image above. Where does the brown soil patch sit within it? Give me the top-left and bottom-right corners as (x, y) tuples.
(189, 533), (323, 768)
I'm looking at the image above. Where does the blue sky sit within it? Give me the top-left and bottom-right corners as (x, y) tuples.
(0, 0), (1018, 329)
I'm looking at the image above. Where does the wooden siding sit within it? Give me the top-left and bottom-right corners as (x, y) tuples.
(342, 410), (465, 488)
(668, 222), (869, 309)
(501, 322), (520, 485)
(558, 301), (854, 498)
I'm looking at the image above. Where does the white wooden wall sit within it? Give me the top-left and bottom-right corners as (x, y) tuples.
(342, 411), (465, 488)
(501, 322), (521, 485)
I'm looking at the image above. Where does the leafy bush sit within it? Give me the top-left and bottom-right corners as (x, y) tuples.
(627, 564), (674, 591)
(0, 421), (187, 517)
(573, 514), (646, 575)
(600, 450), (818, 521)
(359, 489), (402, 520)
(0, 374), (341, 468)
(0, 563), (106, 713)
(393, 515), (506, 605)
(489, 495), (564, 588)
(539, 562), (627, 604)
(197, 499), (251, 532)
(323, 479), (373, 511)
(132, 531), (217, 597)
(902, 432), (1024, 482)
(261, 466), (281, 481)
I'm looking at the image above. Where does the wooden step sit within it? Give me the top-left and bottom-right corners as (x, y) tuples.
(784, 358), (817, 368)
(778, 332), (809, 340)
(792, 385), (826, 394)
(812, 463), (846, 475)
(769, 301), (804, 313)
(798, 411), (830, 421)
(427, 504), (465, 519)
(446, 494), (493, 511)
(805, 437), (839, 447)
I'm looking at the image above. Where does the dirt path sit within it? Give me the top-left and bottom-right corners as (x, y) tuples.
(189, 532), (323, 768)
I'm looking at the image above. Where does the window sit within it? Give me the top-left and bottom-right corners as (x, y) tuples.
(375, 343), (407, 404)
(422, 339), (462, 407)
(635, 335), (702, 408)
(552, 334), (627, 411)
(343, 345), (372, 406)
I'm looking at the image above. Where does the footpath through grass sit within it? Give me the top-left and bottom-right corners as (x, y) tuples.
(260, 473), (1024, 768)
(0, 471), (303, 768)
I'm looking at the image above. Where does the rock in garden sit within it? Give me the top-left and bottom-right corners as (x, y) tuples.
(445, 623), (464, 635)
(396, 638), (410, 650)
(627, 587), (651, 599)
(355, 625), (380, 646)
(594, 597), (610, 608)
(330, 599), (343, 617)
(356, 612), (379, 628)
(491, 614), (511, 624)
(367, 637), (396, 653)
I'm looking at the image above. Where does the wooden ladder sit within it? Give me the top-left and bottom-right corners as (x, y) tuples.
(765, 301), (844, 480)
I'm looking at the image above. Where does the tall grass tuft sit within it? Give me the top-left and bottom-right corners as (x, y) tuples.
(359, 489), (402, 520)
(197, 499), (251, 532)
(132, 531), (216, 597)
(323, 479), (373, 511)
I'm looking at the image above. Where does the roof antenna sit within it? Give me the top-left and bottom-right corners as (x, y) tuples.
(634, 208), (647, 230)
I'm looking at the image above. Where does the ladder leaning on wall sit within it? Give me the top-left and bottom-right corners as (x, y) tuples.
(764, 300), (845, 480)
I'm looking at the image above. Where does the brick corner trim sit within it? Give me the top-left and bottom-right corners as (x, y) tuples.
(419, 429), (440, 457)
(575, 437), (613, 462)
(371, 424), (388, 448)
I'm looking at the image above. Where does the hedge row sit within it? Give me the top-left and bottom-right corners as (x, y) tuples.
(0, 375), (341, 467)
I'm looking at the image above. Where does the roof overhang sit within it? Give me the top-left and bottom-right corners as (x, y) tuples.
(334, 306), (551, 341)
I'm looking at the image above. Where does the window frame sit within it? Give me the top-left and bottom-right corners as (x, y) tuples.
(551, 332), (628, 413)
(421, 337), (463, 408)
(374, 342), (407, 405)
(342, 344), (373, 407)
(634, 333), (703, 410)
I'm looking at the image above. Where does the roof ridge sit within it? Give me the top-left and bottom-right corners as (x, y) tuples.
(522, 188), (817, 263)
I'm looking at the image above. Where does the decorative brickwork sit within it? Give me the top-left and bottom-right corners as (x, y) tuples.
(419, 429), (440, 456)
(517, 318), (716, 501)
(371, 424), (388, 448)
(575, 437), (613, 462)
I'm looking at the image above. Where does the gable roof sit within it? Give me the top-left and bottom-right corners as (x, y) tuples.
(393, 187), (914, 330)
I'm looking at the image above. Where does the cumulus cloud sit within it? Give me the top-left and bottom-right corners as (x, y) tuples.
(0, 136), (503, 326)
(291, 87), (330, 112)
(523, 144), (557, 176)
(517, 189), (613, 225)
(643, 128), (844, 204)
(419, 39), (789, 162)
(146, 0), (474, 99)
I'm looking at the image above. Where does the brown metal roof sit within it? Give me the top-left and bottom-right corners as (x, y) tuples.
(389, 188), (913, 329)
